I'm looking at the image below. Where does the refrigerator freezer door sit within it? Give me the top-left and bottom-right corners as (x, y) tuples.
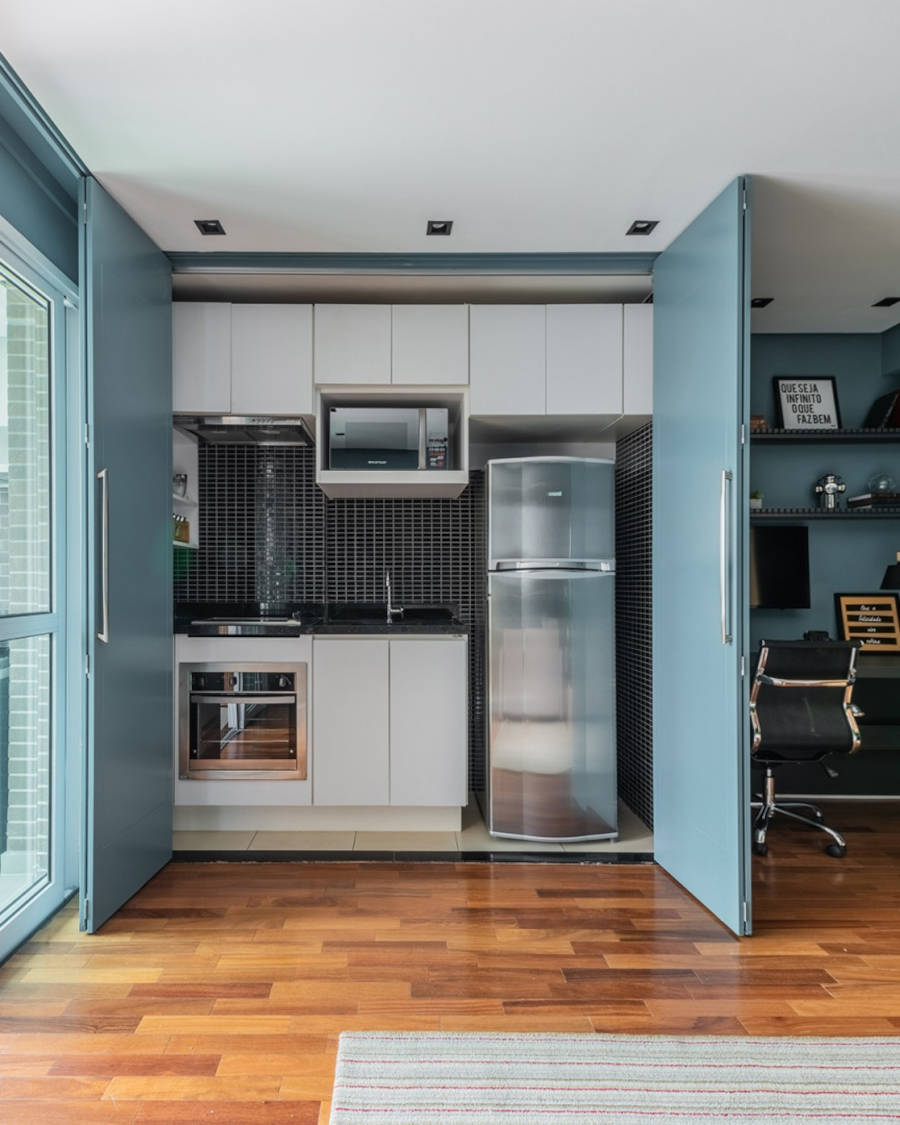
(488, 457), (614, 567)
(488, 570), (616, 841)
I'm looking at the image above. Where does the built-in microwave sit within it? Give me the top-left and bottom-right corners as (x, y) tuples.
(328, 407), (450, 470)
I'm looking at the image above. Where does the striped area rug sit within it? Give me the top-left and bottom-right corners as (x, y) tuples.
(330, 1032), (900, 1123)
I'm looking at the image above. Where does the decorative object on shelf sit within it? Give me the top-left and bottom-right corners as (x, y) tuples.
(882, 552), (900, 591)
(835, 592), (900, 652)
(749, 414), (768, 433)
(173, 514), (190, 543)
(847, 491), (900, 511)
(749, 490), (764, 511)
(863, 389), (900, 430)
(867, 471), (897, 494)
(773, 375), (841, 430)
(814, 473), (846, 511)
(173, 472), (188, 498)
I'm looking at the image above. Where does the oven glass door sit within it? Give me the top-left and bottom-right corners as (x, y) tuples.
(181, 665), (307, 779)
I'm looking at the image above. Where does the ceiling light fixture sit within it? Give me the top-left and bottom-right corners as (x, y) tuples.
(426, 220), (453, 236)
(626, 220), (658, 236)
(751, 297), (774, 308)
(872, 296), (900, 308)
(195, 219), (226, 236)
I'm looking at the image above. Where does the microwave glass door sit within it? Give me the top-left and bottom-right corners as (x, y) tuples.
(329, 408), (420, 469)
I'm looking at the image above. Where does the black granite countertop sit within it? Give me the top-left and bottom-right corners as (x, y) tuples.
(174, 601), (467, 636)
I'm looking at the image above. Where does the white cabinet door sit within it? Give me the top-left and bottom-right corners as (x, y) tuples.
(312, 639), (390, 805)
(391, 305), (469, 385)
(546, 304), (623, 415)
(623, 303), (653, 415)
(231, 305), (313, 415)
(172, 302), (231, 413)
(389, 639), (467, 806)
(469, 305), (545, 414)
(314, 304), (392, 385)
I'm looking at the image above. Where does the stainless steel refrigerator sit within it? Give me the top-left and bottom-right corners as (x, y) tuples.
(486, 456), (617, 842)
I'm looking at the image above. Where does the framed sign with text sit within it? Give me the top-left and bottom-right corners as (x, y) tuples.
(835, 592), (900, 652)
(773, 376), (842, 430)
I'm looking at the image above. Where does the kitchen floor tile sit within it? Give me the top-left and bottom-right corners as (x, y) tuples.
(172, 831), (255, 851)
(354, 832), (459, 852)
(457, 821), (566, 853)
(248, 831), (356, 851)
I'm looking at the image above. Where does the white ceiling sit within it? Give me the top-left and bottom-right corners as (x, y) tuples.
(6, 1), (900, 330)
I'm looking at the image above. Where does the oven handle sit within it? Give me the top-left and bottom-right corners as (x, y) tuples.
(190, 694), (296, 706)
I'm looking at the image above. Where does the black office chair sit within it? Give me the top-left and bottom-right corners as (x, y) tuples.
(750, 639), (862, 859)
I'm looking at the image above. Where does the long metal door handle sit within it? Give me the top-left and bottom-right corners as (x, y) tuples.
(97, 467), (109, 644)
(719, 469), (733, 645)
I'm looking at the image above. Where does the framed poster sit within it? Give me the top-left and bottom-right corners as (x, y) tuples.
(835, 592), (900, 652)
(773, 376), (841, 430)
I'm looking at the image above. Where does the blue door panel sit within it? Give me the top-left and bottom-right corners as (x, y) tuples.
(652, 177), (751, 936)
(83, 177), (172, 933)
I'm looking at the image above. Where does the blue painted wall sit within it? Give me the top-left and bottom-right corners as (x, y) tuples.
(0, 59), (81, 282)
(882, 322), (900, 377)
(751, 333), (900, 795)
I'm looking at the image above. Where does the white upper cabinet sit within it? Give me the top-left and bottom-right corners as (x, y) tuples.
(546, 304), (623, 416)
(231, 304), (313, 415)
(172, 302), (231, 414)
(391, 305), (469, 385)
(623, 304), (653, 415)
(314, 304), (392, 385)
(469, 305), (546, 414)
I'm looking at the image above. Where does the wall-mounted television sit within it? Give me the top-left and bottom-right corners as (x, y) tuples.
(749, 525), (810, 609)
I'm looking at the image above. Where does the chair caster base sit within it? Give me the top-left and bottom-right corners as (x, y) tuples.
(752, 841), (769, 857)
(825, 842), (847, 858)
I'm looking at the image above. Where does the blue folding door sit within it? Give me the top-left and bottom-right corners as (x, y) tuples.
(652, 177), (752, 936)
(82, 178), (173, 932)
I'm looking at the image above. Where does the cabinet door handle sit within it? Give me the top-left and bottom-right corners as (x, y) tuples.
(97, 467), (109, 644)
(719, 469), (733, 645)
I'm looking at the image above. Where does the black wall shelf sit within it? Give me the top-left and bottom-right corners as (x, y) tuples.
(751, 508), (900, 521)
(751, 428), (900, 444)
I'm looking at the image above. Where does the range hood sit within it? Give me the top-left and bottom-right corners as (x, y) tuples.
(174, 415), (314, 447)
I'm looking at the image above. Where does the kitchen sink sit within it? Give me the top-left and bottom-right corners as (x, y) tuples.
(323, 602), (458, 626)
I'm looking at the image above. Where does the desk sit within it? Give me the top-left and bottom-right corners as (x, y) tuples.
(854, 655), (900, 752)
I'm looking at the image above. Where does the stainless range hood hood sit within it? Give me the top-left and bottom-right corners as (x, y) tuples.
(174, 415), (314, 447)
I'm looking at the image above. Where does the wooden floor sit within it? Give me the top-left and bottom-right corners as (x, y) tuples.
(1, 801), (899, 1123)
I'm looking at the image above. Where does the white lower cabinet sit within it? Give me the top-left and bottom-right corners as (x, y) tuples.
(389, 639), (468, 806)
(312, 635), (467, 807)
(313, 639), (390, 806)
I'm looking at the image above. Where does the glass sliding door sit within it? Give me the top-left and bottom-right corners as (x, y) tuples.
(0, 236), (74, 961)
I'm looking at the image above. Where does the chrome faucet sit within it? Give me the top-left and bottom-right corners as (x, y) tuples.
(385, 570), (404, 624)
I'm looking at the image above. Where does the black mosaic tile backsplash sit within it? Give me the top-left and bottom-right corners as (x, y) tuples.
(175, 439), (653, 819)
(174, 446), (487, 788)
(615, 422), (654, 828)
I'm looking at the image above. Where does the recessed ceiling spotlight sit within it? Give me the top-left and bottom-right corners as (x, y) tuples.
(194, 218), (226, 236)
(872, 296), (900, 308)
(751, 297), (774, 308)
(626, 220), (659, 236)
(426, 220), (453, 236)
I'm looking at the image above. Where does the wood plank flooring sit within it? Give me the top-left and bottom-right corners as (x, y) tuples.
(1, 801), (899, 1122)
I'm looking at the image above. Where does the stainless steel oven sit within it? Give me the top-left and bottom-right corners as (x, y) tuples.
(178, 662), (307, 780)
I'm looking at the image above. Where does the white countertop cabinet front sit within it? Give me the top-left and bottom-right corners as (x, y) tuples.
(231, 304), (313, 415)
(313, 639), (391, 806)
(546, 304), (623, 416)
(469, 305), (546, 415)
(313, 305), (392, 385)
(312, 635), (468, 807)
(389, 638), (468, 806)
(173, 302), (232, 414)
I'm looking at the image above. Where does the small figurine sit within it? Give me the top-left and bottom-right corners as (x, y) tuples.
(814, 473), (846, 511)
